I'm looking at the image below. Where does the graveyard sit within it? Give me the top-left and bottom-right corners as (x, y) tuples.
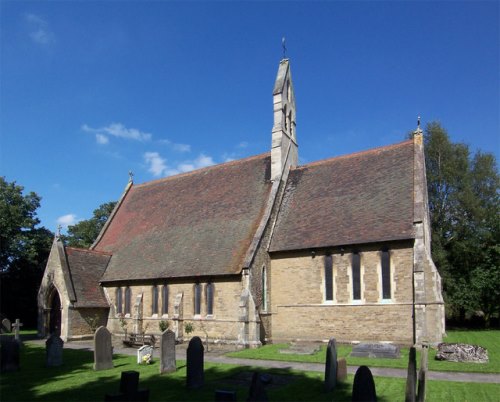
(1, 327), (499, 401)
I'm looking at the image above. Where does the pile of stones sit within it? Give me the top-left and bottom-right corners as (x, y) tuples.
(435, 343), (489, 363)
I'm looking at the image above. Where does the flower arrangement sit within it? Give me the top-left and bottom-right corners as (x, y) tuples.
(141, 353), (152, 365)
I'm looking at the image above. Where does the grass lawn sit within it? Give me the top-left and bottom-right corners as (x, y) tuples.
(227, 330), (500, 374)
(1, 344), (499, 401)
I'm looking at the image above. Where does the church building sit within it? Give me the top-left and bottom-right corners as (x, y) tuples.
(38, 58), (445, 347)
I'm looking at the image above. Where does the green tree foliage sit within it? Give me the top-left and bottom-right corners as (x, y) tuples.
(0, 177), (53, 326)
(64, 201), (116, 248)
(424, 123), (500, 326)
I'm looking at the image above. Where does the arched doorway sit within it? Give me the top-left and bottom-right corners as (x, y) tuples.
(49, 290), (62, 336)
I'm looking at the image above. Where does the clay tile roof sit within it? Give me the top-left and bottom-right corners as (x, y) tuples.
(96, 154), (272, 282)
(65, 247), (111, 307)
(269, 140), (415, 252)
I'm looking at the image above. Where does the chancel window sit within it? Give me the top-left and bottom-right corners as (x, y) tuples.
(381, 249), (391, 299)
(116, 287), (123, 315)
(152, 285), (159, 315)
(124, 287), (131, 315)
(324, 254), (333, 301)
(352, 252), (361, 300)
(262, 266), (268, 312)
(206, 282), (214, 316)
(162, 285), (168, 315)
(194, 283), (201, 315)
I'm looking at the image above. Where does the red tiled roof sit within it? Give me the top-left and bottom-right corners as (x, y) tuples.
(65, 247), (111, 307)
(96, 154), (272, 282)
(269, 140), (415, 252)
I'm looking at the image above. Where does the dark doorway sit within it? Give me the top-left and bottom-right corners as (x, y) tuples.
(49, 290), (61, 336)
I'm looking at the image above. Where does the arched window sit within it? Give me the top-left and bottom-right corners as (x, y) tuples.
(194, 283), (201, 315)
(324, 254), (333, 301)
(116, 287), (123, 315)
(262, 266), (268, 311)
(206, 282), (214, 316)
(152, 285), (159, 315)
(162, 285), (168, 315)
(381, 249), (391, 299)
(124, 287), (131, 314)
(352, 252), (361, 300)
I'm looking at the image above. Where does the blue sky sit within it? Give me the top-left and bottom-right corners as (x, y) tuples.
(1, 1), (498, 232)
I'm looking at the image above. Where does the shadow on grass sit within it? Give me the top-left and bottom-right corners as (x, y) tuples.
(0, 344), (394, 402)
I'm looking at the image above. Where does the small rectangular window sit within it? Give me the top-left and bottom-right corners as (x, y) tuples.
(352, 253), (361, 300)
(194, 283), (201, 315)
(324, 255), (333, 301)
(162, 285), (168, 315)
(152, 285), (159, 315)
(206, 283), (214, 315)
(381, 250), (391, 299)
(124, 287), (131, 314)
(116, 287), (123, 315)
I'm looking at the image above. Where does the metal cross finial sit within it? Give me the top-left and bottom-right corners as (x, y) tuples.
(282, 37), (287, 60)
(56, 224), (62, 238)
(417, 115), (421, 129)
(128, 170), (134, 184)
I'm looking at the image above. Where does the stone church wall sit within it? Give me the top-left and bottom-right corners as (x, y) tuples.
(270, 243), (415, 345)
(67, 308), (108, 338)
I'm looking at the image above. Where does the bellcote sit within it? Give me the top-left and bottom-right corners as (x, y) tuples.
(271, 59), (298, 181)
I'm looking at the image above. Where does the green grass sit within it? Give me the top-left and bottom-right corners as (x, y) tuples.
(227, 330), (500, 374)
(1, 344), (499, 401)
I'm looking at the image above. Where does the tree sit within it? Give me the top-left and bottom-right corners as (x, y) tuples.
(424, 123), (500, 326)
(64, 201), (116, 248)
(0, 177), (53, 326)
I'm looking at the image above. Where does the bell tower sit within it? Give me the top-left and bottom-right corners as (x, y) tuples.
(271, 59), (298, 181)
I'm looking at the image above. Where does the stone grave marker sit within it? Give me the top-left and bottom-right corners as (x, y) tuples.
(435, 343), (488, 363)
(94, 326), (114, 371)
(105, 370), (150, 402)
(405, 346), (417, 402)
(12, 319), (23, 342)
(186, 336), (204, 389)
(247, 372), (269, 402)
(417, 344), (429, 402)
(352, 365), (377, 402)
(46, 333), (64, 367)
(215, 389), (237, 401)
(160, 329), (176, 373)
(1, 318), (11, 333)
(351, 343), (400, 359)
(0, 339), (20, 372)
(137, 345), (154, 364)
(337, 357), (347, 383)
(324, 337), (338, 391)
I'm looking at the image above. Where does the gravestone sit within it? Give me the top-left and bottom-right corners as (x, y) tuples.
(0, 339), (20, 372)
(46, 334), (64, 367)
(352, 365), (377, 402)
(337, 357), (347, 383)
(1, 318), (11, 333)
(215, 389), (237, 401)
(137, 345), (154, 364)
(94, 326), (113, 371)
(247, 372), (269, 402)
(186, 336), (204, 389)
(12, 319), (23, 342)
(104, 370), (150, 402)
(351, 343), (400, 359)
(417, 345), (428, 402)
(405, 347), (417, 402)
(160, 329), (176, 373)
(435, 343), (488, 363)
(324, 337), (338, 391)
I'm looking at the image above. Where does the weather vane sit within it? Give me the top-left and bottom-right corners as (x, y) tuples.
(282, 37), (287, 59)
(56, 224), (62, 237)
(128, 170), (134, 184)
(417, 115), (421, 130)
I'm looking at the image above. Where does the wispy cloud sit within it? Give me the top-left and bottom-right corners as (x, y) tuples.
(25, 14), (55, 45)
(57, 213), (77, 228)
(158, 139), (191, 153)
(143, 152), (215, 177)
(82, 123), (152, 143)
(237, 141), (248, 149)
(144, 152), (168, 176)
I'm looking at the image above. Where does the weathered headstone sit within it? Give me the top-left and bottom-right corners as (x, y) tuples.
(417, 344), (428, 402)
(1, 318), (12, 333)
(137, 345), (154, 364)
(435, 343), (488, 363)
(215, 389), (237, 401)
(337, 357), (347, 383)
(160, 329), (176, 373)
(104, 370), (150, 402)
(94, 326), (113, 371)
(324, 337), (338, 391)
(247, 372), (269, 402)
(46, 334), (64, 367)
(351, 343), (400, 359)
(405, 346), (417, 402)
(352, 365), (377, 402)
(186, 336), (204, 389)
(0, 339), (20, 372)
(12, 319), (23, 342)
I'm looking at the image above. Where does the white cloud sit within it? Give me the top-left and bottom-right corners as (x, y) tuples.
(158, 139), (191, 153)
(96, 134), (109, 145)
(25, 14), (55, 45)
(57, 213), (77, 228)
(144, 152), (168, 176)
(144, 152), (215, 177)
(237, 141), (248, 149)
(82, 123), (152, 142)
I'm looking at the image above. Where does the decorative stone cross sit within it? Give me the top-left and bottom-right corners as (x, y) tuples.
(12, 319), (23, 341)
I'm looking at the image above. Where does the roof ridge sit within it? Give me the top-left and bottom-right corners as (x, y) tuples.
(134, 152), (271, 188)
(66, 246), (112, 256)
(297, 139), (413, 170)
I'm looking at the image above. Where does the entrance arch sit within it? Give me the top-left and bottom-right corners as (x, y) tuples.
(49, 289), (62, 336)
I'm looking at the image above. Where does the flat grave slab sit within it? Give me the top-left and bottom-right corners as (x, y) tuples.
(278, 342), (321, 355)
(351, 343), (400, 359)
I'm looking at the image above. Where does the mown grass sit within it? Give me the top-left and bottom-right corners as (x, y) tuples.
(227, 330), (500, 374)
(1, 344), (499, 401)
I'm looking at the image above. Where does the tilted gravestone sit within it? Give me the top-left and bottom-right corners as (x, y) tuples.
(405, 347), (417, 402)
(0, 339), (20, 372)
(104, 370), (149, 402)
(351, 343), (400, 359)
(46, 334), (64, 367)
(1, 318), (12, 334)
(94, 326), (114, 371)
(12, 319), (23, 342)
(247, 372), (269, 402)
(160, 329), (176, 373)
(417, 345), (429, 402)
(186, 336), (204, 389)
(324, 337), (338, 391)
(137, 345), (154, 364)
(337, 357), (347, 383)
(352, 365), (377, 402)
